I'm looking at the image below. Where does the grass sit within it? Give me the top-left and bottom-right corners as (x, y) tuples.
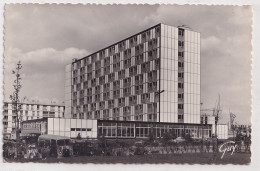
(5, 152), (251, 164)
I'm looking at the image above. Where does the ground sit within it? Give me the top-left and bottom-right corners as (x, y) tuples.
(4, 152), (251, 164)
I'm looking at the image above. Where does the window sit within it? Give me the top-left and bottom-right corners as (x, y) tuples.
(178, 73), (184, 78)
(178, 104), (184, 109)
(178, 83), (184, 89)
(178, 29), (184, 36)
(178, 115), (184, 120)
(178, 52), (184, 57)
(178, 62), (184, 68)
(178, 41), (184, 47)
(155, 59), (160, 65)
(178, 93), (184, 99)
(156, 27), (160, 33)
(148, 51), (153, 57)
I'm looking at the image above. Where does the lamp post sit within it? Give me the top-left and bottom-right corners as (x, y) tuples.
(151, 90), (165, 138)
(154, 90), (165, 122)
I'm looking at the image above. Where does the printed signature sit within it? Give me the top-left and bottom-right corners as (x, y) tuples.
(219, 141), (237, 159)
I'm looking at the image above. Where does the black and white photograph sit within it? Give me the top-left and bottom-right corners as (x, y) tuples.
(1, 4), (253, 165)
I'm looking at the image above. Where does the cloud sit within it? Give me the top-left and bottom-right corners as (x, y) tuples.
(4, 47), (89, 105)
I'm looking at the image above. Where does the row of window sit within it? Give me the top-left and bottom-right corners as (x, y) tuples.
(73, 58), (160, 84)
(74, 72), (159, 93)
(73, 84), (159, 104)
(74, 80), (158, 97)
(73, 26), (161, 69)
(177, 33), (185, 120)
(70, 128), (92, 132)
(73, 100), (188, 116)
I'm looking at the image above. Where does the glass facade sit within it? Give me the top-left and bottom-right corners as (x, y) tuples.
(97, 120), (211, 139)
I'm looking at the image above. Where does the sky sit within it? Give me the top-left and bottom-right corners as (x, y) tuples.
(3, 4), (252, 125)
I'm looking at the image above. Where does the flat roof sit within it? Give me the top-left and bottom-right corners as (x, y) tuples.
(97, 119), (212, 127)
(22, 118), (47, 123)
(4, 101), (65, 107)
(72, 23), (162, 64)
(71, 23), (199, 64)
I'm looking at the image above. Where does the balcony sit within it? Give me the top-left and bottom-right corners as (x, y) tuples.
(135, 89), (143, 95)
(141, 98), (150, 104)
(129, 71), (137, 77)
(178, 67), (184, 72)
(123, 82), (131, 88)
(123, 52), (131, 60)
(178, 88), (184, 93)
(148, 76), (158, 82)
(178, 109), (184, 114)
(135, 79), (143, 85)
(118, 102), (125, 108)
(178, 77), (184, 82)
(148, 86), (158, 93)
(118, 73), (125, 80)
(129, 100), (137, 106)
(178, 98), (184, 103)
(178, 119), (184, 123)
(178, 57), (184, 62)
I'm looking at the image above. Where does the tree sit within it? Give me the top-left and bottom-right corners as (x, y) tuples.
(9, 61), (22, 159)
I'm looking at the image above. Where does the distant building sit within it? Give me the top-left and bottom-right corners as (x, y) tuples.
(231, 124), (251, 137)
(3, 101), (65, 139)
(200, 114), (228, 139)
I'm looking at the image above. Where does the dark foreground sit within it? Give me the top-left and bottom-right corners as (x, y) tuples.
(5, 152), (250, 164)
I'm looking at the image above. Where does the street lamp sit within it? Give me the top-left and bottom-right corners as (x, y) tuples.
(154, 90), (165, 123)
(150, 90), (165, 139)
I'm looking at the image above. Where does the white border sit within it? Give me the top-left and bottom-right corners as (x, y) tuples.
(0, 1), (259, 171)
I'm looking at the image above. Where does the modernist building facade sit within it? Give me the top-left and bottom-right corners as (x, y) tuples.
(5, 24), (229, 140)
(21, 118), (211, 139)
(65, 23), (200, 125)
(3, 101), (65, 137)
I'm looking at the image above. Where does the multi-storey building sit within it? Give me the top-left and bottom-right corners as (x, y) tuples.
(65, 23), (200, 124)
(3, 101), (65, 138)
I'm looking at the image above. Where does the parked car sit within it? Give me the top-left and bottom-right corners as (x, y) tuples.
(172, 137), (186, 143)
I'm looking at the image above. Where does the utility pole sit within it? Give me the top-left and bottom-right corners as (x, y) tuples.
(230, 112), (236, 141)
(214, 95), (221, 139)
(9, 61), (22, 158)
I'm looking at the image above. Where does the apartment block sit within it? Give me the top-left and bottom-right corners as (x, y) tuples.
(3, 102), (65, 136)
(65, 23), (200, 125)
